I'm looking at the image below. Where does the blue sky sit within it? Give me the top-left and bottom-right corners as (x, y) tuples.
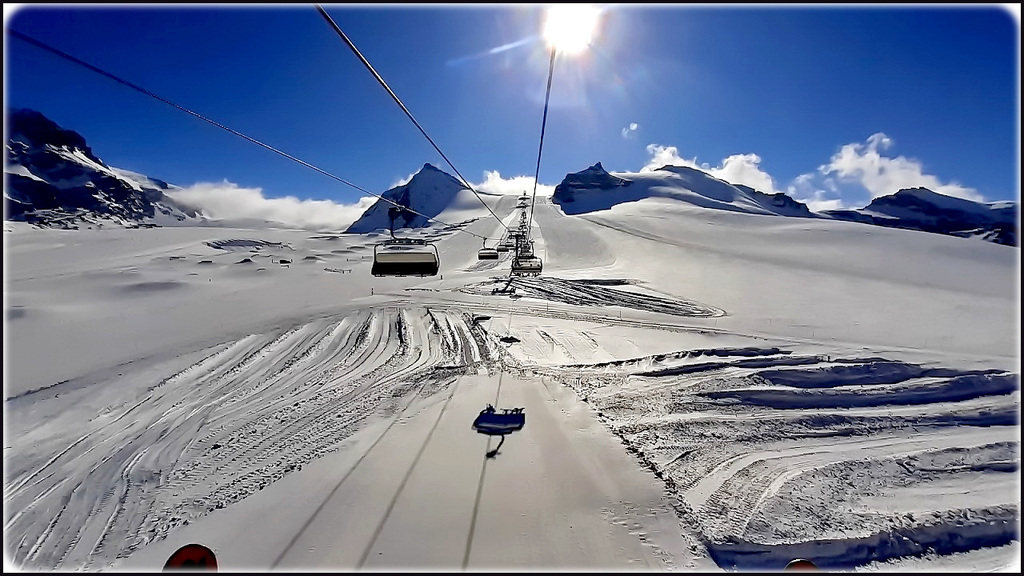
(4, 4), (1020, 225)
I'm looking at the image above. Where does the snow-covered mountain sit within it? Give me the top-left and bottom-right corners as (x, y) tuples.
(550, 161), (631, 205)
(5, 108), (200, 229)
(823, 188), (1018, 247)
(5, 141), (1019, 572)
(344, 162), (495, 234)
(551, 162), (1016, 246)
(6, 108), (1016, 248)
(552, 162), (815, 218)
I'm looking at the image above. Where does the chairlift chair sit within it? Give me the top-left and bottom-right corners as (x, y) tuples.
(478, 240), (499, 260)
(511, 255), (542, 276)
(371, 238), (439, 276)
(372, 206), (440, 277)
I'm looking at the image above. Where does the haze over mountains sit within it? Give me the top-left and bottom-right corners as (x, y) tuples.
(4, 108), (1018, 247)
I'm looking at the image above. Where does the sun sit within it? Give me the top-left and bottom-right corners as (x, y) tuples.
(542, 5), (601, 55)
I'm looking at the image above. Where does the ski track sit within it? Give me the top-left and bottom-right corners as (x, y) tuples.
(4, 272), (1019, 570)
(550, 347), (1020, 570)
(3, 306), (487, 570)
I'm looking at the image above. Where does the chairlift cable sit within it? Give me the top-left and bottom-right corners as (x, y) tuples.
(526, 47), (556, 235)
(8, 29), (491, 241)
(16, 23), (529, 569)
(318, 14), (524, 549)
(502, 47), (554, 280)
(315, 5), (509, 233)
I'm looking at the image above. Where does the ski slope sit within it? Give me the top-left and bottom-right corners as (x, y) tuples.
(3, 194), (1019, 571)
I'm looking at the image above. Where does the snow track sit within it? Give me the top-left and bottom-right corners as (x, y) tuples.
(5, 203), (1018, 572)
(4, 306), (487, 570)
(551, 348), (1020, 570)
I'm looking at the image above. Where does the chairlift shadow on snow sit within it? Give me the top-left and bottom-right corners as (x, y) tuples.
(472, 405), (525, 458)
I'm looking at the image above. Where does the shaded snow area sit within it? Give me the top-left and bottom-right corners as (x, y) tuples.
(4, 193), (1020, 572)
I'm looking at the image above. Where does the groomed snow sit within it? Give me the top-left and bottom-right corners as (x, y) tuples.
(3, 192), (1019, 572)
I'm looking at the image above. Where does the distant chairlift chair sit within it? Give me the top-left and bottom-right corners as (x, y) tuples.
(478, 240), (499, 260)
(511, 255), (542, 277)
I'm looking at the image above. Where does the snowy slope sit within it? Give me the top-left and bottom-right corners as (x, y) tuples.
(3, 153), (1019, 572)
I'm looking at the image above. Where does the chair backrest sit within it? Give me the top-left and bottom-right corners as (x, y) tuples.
(372, 239), (439, 276)
(511, 256), (542, 276)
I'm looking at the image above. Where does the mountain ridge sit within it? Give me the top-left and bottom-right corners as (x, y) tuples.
(344, 162), (483, 234)
(5, 108), (201, 229)
(6, 108), (1016, 246)
(548, 162), (1017, 247)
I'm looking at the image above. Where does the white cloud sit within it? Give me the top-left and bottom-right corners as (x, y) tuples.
(642, 145), (778, 194)
(785, 173), (839, 211)
(819, 132), (983, 202)
(803, 195), (845, 212)
(166, 181), (376, 231)
(621, 122), (639, 140)
(787, 176), (846, 212)
(474, 170), (555, 197)
(714, 153), (776, 195)
(643, 135), (986, 212)
(390, 171), (417, 188)
(783, 173), (841, 211)
(641, 144), (698, 173)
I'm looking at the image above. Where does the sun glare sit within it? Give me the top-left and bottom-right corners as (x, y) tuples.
(543, 5), (601, 55)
